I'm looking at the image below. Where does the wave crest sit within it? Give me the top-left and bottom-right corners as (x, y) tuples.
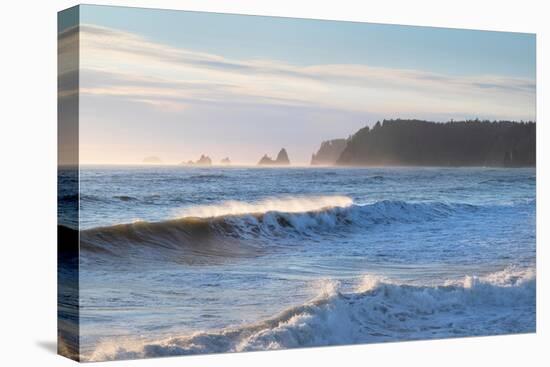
(80, 197), (484, 261)
(176, 195), (353, 219)
(87, 267), (535, 361)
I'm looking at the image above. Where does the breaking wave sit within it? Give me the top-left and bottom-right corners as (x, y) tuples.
(79, 196), (483, 261)
(113, 195), (138, 202)
(176, 195), (353, 218)
(87, 267), (535, 361)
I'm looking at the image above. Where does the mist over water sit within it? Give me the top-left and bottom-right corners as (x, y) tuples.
(73, 166), (535, 361)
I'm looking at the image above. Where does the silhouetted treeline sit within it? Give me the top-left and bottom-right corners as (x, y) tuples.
(336, 119), (535, 167)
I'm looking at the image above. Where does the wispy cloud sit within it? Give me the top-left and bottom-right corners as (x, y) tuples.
(67, 24), (535, 121)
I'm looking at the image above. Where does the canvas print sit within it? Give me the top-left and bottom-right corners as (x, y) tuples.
(58, 5), (536, 362)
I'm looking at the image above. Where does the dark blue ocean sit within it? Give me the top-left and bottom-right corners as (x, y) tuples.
(71, 166), (535, 361)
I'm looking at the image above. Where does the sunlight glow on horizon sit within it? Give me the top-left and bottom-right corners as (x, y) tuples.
(59, 6), (536, 165)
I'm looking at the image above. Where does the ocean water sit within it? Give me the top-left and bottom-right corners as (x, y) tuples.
(71, 166), (535, 361)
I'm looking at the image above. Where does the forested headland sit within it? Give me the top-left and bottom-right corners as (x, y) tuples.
(331, 119), (535, 167)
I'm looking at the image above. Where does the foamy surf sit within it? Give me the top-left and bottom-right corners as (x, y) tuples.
(86, 267), (535, 362)
(74, 167), (536, 362)
(176, 195), (354, 218)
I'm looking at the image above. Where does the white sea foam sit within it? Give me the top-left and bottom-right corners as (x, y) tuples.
(176, 195), (354, 219)
(213, 199), (481, 240)
(181, 199), (480, 239)
(87, 267), (535, 362)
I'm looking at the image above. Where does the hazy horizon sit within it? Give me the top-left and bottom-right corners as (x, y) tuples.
(59, 5), (536, 165)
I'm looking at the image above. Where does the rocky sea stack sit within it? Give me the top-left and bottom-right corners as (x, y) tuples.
(258, 148), (291, 165)
(195, 155), (212, 166)
(311, 139), (347, 165)
(181, 154), (212, 166)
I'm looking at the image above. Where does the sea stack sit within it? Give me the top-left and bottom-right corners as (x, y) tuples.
(275, 148), (290, 165)
(258, 154), (274, 165)
(220, 157), (231, 165)
(181, 155), (213, 166)
(195, 155), (212, 166)
(311, 139), (347, 165)
(258, 148), (291, 165)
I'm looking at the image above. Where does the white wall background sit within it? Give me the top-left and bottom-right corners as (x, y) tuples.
(0, 0), (547, 366)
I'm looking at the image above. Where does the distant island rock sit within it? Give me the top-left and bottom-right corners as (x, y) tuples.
(258, 148), (291, 165)
(143, 156), (162, 164)
(311, 139), (348, 165)
(181, 154), (212, 166)
(336, 119), (535, 167)
(258, 154), (274, 165)
(196, 154), (212, 166)
(220, 157), (231, 165)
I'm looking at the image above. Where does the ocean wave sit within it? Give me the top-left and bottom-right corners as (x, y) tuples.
(80, 196), (351, 261)
(479, 176), (535, 185)
(87, 267), (535, 361)
(175, 195), (353, 218)
(113, 195), (138, 202)
(187, 173), (228, 181)
(61, 193), (104, 202)
(80, 196), (485, 260)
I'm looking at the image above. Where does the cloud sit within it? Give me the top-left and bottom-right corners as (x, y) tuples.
(74, 23), (535, 121)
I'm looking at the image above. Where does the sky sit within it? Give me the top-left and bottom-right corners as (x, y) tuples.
(61, 5), (536, 165)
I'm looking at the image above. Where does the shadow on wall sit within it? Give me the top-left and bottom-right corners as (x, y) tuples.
(36, 340), (57, 354)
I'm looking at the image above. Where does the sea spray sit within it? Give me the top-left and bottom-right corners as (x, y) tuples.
(86, 268), (535, 362)
(76, 167), (535, 362)
(176, 195), (353, 219)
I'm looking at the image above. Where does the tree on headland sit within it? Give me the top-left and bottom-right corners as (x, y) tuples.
(335, 119), (535, 167)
